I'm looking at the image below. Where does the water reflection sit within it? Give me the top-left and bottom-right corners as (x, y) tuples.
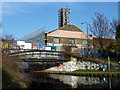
(49, 74), (108, 88)
(26, 73), (120, 89)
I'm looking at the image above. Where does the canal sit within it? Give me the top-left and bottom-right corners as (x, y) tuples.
(22, 72), (120, 89)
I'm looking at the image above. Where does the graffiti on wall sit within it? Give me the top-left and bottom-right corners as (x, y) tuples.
(46, 61), (106, 71)
(3, 43), (8, 49)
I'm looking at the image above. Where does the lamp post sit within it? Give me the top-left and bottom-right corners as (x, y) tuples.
(81, 22), (89, 58)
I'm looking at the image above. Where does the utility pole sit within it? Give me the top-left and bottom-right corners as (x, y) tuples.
(81, 22), (89, 58)
(87, 23), (88, 58)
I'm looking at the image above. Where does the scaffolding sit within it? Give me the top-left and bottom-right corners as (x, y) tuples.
(19, 27), (45, 45)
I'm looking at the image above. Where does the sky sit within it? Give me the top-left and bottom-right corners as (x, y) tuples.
(1, 2), (118, 39)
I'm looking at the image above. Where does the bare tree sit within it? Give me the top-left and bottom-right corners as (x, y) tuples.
(88, 12), (114, 55)
(2, 34), (17, 50)
(2, 33), (15, 41)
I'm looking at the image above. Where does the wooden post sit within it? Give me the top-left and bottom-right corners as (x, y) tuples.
(108, 56), (110, 71)
(109, 79), (111, 90)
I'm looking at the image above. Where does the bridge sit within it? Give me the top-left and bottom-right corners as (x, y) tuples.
(5, 49), (82, 71)
(4, 49), (109, 71)
(7, 49), (80, 62)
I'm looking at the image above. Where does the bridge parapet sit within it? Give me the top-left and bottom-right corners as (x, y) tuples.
(7, 49), (71, 62)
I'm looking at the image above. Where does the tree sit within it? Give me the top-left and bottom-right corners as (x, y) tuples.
(111, 19), (120, 40)
(106, 39), (120, 61)
(106, 19), (120, 61)
(2, 33), (15, 41)
(2, 34), (17, 50)
(116, 24), (120, 40)
(88, 12), (114, 56)
(2, 34), (29, 88)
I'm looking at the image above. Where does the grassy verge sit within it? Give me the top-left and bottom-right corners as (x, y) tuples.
(99, 57), (119, 64)
(71, 69), (120, 74)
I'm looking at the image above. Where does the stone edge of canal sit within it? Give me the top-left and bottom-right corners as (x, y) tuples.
(29, 71), (120, 78)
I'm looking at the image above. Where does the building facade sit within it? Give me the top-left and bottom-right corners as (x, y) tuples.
(46, 24), (93, 49)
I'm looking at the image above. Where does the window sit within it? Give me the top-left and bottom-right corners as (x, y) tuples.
(69, 39), (75, 44)
(83, 40), (88, 45)
(53, 38), (60, 43)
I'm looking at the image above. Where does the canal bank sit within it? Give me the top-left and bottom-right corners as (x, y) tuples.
(2, 69), (25, 89)
(30, 70), (120, 78)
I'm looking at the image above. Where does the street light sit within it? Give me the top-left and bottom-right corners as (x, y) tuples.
(81, 22), (89, 57)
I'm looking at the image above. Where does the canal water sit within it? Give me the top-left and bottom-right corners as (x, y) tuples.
(22, 72), (120, 89)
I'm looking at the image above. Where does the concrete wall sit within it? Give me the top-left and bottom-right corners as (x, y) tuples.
(46, 61), (102, 71)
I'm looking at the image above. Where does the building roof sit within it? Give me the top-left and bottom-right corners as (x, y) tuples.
(48, 24), (83, 34)
(47, 24), (93, 39)
(59, 24), (83, 32)
(47, 30), (84, 39)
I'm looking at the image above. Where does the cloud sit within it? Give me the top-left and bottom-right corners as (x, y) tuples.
(2, 2), (32, 15)
(2, 2), (54, 16)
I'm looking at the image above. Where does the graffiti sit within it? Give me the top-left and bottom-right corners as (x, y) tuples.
(3, 43), (8, 49)
(46, 61), (106, 71)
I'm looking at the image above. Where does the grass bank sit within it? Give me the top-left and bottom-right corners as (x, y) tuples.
(2, 69), (22, 89)
(72, 69), (120, 74)
(2, 53), (27, 89)
(33, 69), (120, 75)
